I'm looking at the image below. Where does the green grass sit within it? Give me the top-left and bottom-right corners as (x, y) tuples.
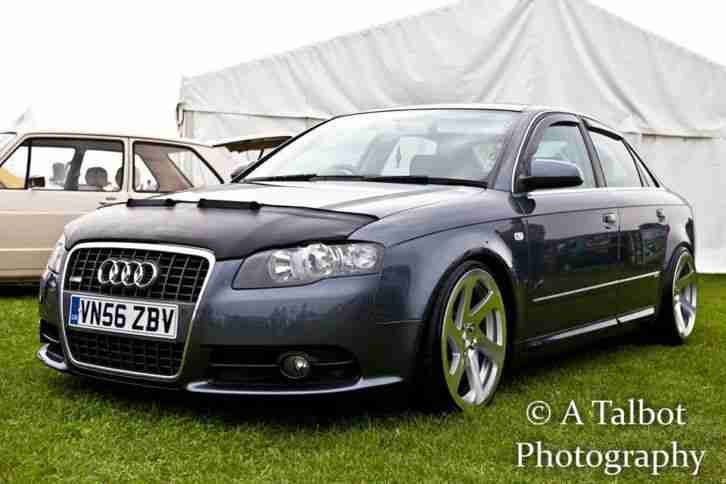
(1, 277), (725, 483)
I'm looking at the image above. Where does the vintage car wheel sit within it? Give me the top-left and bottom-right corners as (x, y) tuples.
(420, 261), (507, 411)
(660, 247), (698, 344)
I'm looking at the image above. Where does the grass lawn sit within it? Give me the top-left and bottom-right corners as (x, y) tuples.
(1, 277), (724, 483)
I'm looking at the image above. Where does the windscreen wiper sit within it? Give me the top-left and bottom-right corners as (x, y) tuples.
(242, 173), (487, 188)
(361, 175), (487, 188)
(242, 174), (318, 183)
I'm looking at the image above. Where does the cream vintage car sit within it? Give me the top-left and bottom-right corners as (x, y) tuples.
(0, 130), (233, 283)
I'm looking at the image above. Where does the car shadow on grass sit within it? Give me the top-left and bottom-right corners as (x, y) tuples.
(0, 284), (39, 298)
(40, 328), (660, 429)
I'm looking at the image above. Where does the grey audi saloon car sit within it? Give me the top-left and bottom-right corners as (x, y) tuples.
(37, 105), (697, 410)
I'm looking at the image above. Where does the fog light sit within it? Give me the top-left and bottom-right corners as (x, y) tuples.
(280, 353), (312, 380)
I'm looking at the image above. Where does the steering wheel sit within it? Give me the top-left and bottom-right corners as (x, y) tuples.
(325, 164), (359, 176)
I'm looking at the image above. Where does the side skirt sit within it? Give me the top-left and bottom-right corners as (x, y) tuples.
(521, 306), (655, 349)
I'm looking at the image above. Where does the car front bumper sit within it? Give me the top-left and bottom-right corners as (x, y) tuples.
(37, 258), (422, 396)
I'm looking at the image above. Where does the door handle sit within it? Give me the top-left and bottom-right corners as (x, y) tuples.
(99, 197), (118, 207)
(603, 212), (618, 227)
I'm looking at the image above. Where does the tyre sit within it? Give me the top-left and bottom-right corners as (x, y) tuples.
(659, 247), (698, 345)
(419, 261), (508, 411)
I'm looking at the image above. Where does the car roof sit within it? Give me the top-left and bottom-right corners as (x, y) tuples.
(353, 103), (528, 114)
(342, 103), (621, 135)
(4, 129), (212, 147)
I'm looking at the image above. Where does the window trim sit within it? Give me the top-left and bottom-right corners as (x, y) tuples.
(131, 140), (223, 195)
(514, 113), (603, 193)
(623, 138), (662, 188)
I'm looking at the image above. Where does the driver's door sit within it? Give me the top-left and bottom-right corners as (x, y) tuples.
(516, 115), (620, 342)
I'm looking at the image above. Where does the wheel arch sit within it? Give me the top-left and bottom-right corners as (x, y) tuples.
(380, 222), (526, 365)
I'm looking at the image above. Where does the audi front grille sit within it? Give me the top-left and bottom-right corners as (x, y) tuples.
(64, 246), (210, 303)
(62, 243), (215, 379)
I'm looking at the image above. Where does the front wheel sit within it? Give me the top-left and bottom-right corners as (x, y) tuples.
(659, 247), (698, 344)
(419, 261), (508, 411)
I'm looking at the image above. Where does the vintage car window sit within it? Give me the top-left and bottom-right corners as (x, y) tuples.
(133, 143), (221, 193)
(0, 133), (15, 153)
(531, 124), (596, 188)
(0, 139), (125, 192)
(244, 110), (517, 181)
(78, 148), (124, 192)
(590, 131), (643, 188)
(0, 145), (29, 189)
(27, 146), (76, 190)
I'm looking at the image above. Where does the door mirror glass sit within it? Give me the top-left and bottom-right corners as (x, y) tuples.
(520, 158), (584, 191)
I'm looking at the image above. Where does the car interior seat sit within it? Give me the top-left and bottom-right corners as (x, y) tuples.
(85, 167), (109, 190)
(115, 167), (124, 189)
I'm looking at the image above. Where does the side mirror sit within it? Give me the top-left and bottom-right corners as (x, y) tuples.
(28, 176), (46, 189)
(230, 162), (251, 181)
(518, 159), (584, 192)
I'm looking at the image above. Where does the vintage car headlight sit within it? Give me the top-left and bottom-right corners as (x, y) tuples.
(47, 234), (66, 273)
(234, 242), (383, 289)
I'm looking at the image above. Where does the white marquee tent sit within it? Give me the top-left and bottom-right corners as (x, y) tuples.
(178, 0), (726, 273)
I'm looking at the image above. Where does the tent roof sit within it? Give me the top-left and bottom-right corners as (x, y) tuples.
(180, 0), (726, 138)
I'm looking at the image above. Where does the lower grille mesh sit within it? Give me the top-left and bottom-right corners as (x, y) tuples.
(67, 331), (184, 376)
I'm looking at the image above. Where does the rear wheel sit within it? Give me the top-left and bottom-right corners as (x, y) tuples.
(659, 248), (698, 344)
(419, 261), (507, 411)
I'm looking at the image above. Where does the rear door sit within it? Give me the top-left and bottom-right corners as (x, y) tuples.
(586, 127), (668, 317)
(515, 114), (620, 340)
(0, 136), (126, 280)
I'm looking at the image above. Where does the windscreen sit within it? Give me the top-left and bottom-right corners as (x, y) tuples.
(244, 110), (518, 181)
(0, 133), (16, 153)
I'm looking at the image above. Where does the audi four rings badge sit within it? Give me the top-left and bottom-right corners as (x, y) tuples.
(96, 259), (160, 288)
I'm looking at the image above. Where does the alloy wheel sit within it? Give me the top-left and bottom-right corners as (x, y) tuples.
(440, 268), (506, 408)
(672, 251), (697, 339)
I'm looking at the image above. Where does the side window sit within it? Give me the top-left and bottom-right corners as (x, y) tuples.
(0, 145), (29, 189)
(531, 124), (596, 188)
(133, 143), (221, 193)
(28, 146), (77, 190)
(590, 132), (642, 187)
(0, 138), (124, 192)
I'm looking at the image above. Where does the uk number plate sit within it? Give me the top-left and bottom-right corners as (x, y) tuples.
(68, 295), (178, 339)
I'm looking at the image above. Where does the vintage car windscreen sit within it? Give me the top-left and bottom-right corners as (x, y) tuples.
(0, 133), (16, 154)
(244, 110), (518, 182)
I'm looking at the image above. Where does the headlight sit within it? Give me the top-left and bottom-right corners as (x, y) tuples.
(47, 234), (66, 273)
(234, 242), (383, 289)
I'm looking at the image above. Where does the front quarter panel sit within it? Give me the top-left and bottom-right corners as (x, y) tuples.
(370, 219), (528, 344)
